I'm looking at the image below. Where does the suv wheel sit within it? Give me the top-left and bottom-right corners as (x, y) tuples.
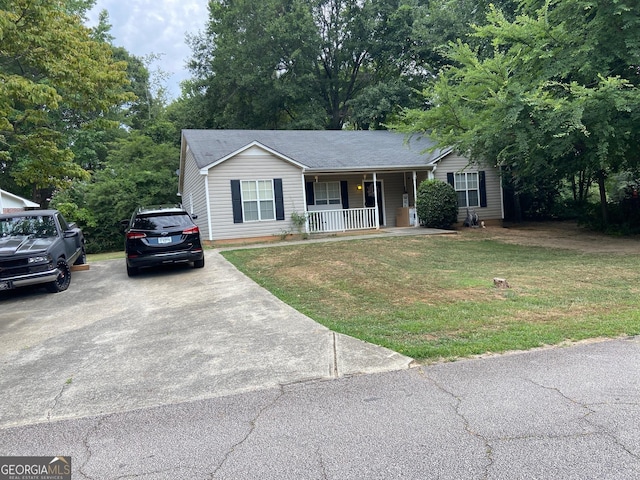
(126, 264), (139, 277)
(194, 258), (205, 268)
(46, 260), (71, 293)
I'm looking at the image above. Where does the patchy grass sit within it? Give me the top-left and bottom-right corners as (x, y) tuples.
(221, 234), (640, 362)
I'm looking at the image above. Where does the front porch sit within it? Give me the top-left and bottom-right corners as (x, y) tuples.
(303, 170), (429, 234)
(306, 206), (419, 233)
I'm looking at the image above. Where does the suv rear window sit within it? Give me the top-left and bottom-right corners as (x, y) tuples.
(132, 213), (193, 230)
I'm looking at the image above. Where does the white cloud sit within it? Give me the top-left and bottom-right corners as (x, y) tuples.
(86, 0), (209, 99)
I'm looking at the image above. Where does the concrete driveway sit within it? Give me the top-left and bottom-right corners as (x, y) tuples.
(0, 250), (411, 428)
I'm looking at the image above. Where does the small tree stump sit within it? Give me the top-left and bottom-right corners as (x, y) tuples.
(493, 277), (510, 288)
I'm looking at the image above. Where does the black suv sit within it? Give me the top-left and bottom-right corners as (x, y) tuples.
(122, 206), (205, 277)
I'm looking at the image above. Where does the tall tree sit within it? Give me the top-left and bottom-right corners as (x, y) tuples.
(186, 0), (429, 130)
(413, 0), (519, 73)
(394, 0), (640, 223)
(0, 0), (133, 197)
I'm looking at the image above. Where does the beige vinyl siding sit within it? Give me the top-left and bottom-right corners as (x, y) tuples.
(207, 146), (304, 241)
(383, 171), (430, 225)
(182, 147), (210, 239)
(433, 153), (503, 222)
(382, 173), (411, 226)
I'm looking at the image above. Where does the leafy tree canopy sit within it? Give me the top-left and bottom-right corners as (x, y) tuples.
(52, 130), (180, 252)
(0, 0), (134, 193)
(186, 0), (437, 130)
(394, 0), (640, 222)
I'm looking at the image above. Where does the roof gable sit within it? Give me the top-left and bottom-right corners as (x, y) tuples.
(0, 189), (40, 209)
(182, 130), (453, 172)
(199, 140), (307, 172)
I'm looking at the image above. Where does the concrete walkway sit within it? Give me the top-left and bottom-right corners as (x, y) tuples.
(216, 226), (456, 250)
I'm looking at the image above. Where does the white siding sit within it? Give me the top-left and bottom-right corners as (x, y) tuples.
(207, 146), (304, 241)
(182, 147), (210, 239)
(433, 153), (503, 222)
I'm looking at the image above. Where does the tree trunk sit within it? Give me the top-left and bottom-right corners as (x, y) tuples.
(597, 170), (608, 225)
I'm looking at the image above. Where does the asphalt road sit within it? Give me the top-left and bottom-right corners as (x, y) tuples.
(0, 249), (639, 479)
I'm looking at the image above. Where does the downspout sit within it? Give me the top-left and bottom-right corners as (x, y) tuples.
(373, 171), (379, 229)
(0, 189), (4, 214)
(203, 173), (213, 242)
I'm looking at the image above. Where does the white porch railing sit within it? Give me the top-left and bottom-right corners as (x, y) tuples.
(307, 207), (377, 233)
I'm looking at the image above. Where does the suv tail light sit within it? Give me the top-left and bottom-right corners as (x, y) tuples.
(127, 231), (146, 240)
(183, 226), (199, 235)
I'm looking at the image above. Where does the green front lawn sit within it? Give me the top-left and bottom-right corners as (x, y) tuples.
(222, 232), (640, 362)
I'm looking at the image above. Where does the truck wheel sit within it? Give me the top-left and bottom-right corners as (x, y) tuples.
(46, 260), (71, 293)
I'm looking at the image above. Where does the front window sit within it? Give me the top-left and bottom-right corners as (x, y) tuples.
(454, 172), (479, 208)
(314, 182), (341, 206)
(241, 180), (275, 221)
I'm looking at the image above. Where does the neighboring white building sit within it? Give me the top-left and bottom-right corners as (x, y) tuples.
(0, 189), (39, 214)
(179, 130), (503, 243)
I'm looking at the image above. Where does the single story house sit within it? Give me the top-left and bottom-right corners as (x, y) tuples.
(178, 130), (503, 242)
(0, 189), (39, 214)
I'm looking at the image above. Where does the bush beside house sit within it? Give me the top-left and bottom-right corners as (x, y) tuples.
(416, 179), (458, 229)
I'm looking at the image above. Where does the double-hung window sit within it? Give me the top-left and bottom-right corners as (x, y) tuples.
(454, 172), (479, 208)
(314, 182), (342, 206)
(241, 180), (275, 221)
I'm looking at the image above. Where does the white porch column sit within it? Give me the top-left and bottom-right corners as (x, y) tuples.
(412, 171), (418, 205)
(300, 173), (310, 234)
(412, 171), (418, 227)
(373, 171), (379, 229)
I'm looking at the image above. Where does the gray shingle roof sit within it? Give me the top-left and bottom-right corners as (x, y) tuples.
(182, 130), (452, 172)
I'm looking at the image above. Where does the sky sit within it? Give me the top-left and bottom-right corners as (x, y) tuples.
(86, 0), (209, 100)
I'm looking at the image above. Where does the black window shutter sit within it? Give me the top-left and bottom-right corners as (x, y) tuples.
(274, 178), (285, 221)
(305, 181), (315, 206)
(230, 180), (243, 224)
(340, 181), (349, 209)
(479, 171), (487, 207)
(446, 172), (454, 187)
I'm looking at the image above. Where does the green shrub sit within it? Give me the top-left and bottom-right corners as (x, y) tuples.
(416, 179), (458, 229)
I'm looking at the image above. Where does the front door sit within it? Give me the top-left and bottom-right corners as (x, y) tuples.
(364, 181), (384, 226)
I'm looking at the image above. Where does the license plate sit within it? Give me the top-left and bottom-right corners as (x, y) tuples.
(158, 237), (172, 244)
(0, 280), (12, 290)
